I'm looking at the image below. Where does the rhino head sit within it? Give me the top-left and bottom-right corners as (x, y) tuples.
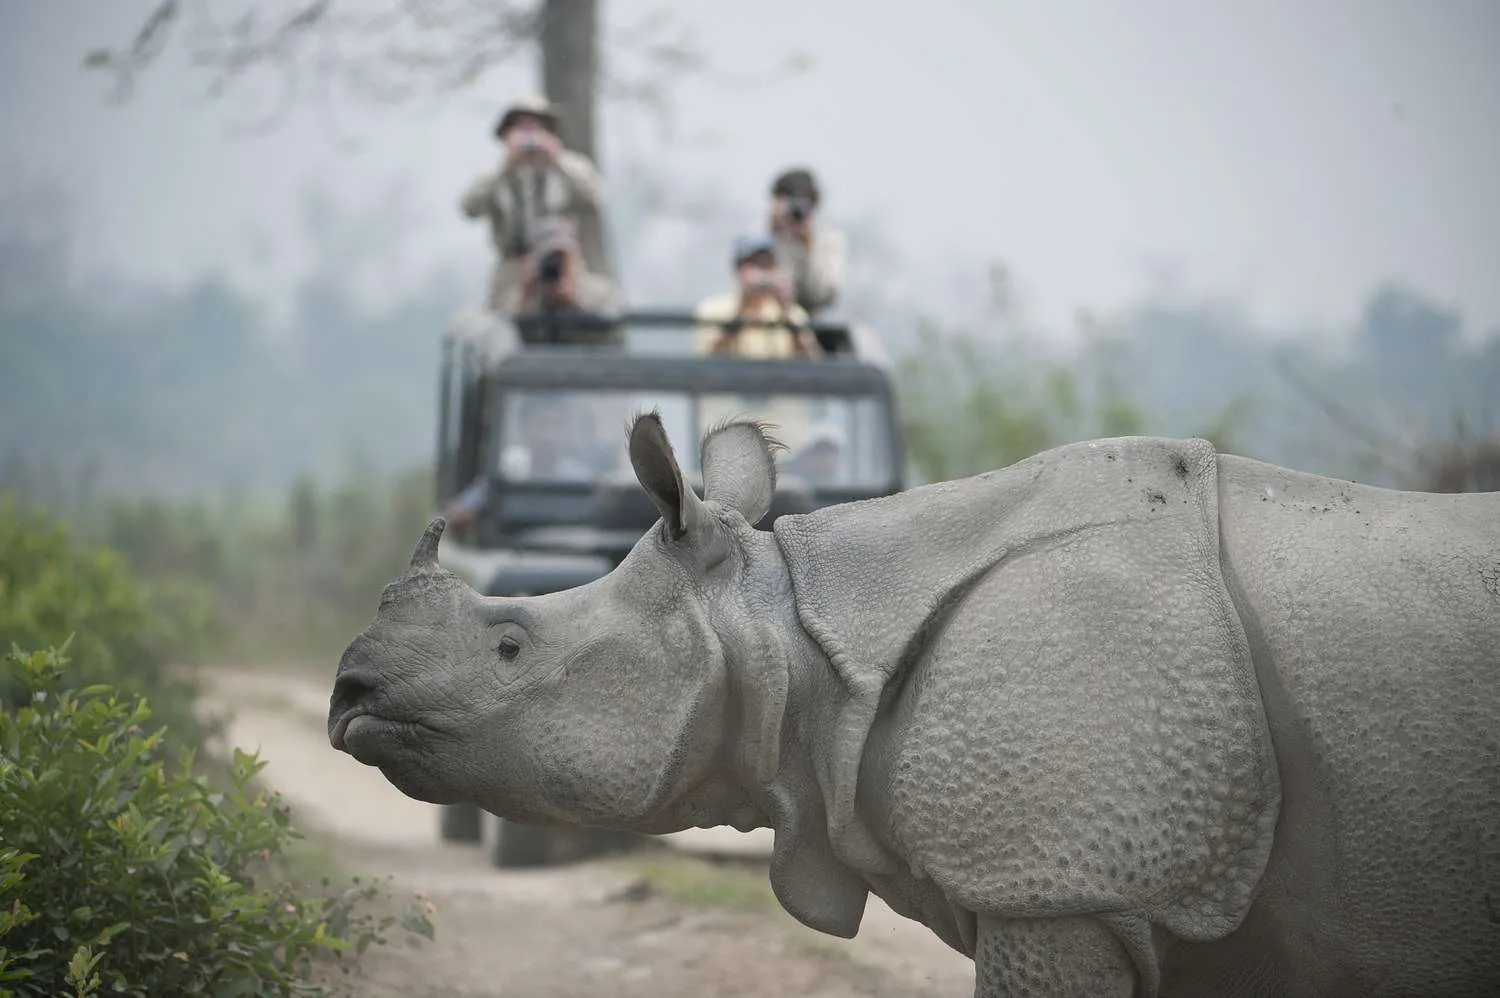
(326, 413), (803, 837)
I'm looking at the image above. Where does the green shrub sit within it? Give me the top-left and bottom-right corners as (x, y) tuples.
(897, 326), (1152, 482)
(0, 646), (434, 998)
(0, 499), (205, 748)
(895, 323), (1249, 483)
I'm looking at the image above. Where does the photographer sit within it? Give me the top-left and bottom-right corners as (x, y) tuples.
(767, 167), (847, 317)
(460, 94), (614, 317)
(694, 234), (821, 359)
(510, 217), (623, 346)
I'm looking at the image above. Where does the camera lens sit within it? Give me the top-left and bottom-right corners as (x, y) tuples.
(537, 250), (566, 283)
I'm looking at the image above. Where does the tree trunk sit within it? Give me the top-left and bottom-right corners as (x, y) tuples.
(538, 0), (611, 275)
(539, 0), (598, 160)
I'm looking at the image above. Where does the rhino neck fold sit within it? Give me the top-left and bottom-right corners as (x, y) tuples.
(714, 527), (879, 939)
(759, 622), (878, 939)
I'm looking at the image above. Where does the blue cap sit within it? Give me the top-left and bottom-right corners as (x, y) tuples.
(732, 233), (778, 267)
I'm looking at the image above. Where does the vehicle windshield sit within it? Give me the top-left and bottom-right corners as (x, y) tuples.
(494, 389), (895, 489)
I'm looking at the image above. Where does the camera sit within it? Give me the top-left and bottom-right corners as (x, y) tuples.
(536, 249), (567, 285)
(743, 270), (779, 292)
(517, 132), (544, 153)
(784, 195), (815, 222)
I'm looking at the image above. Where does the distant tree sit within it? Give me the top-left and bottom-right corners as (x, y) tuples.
(1422, 436), (1500, 493)
(287, 475), (318, 549)
(83, 1), (811, 156)
(896, 322), (1153, 484)
(895, 280), (1262, 483)
(0, 176), (75, 308)
(1356, 283), (1463, 398)
(1270, 279), (1499, 491)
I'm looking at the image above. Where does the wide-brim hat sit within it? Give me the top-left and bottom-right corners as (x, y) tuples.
(495, 94), (560, 139)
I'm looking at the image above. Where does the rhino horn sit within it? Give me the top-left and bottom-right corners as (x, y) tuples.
(409, 517), (447, 571)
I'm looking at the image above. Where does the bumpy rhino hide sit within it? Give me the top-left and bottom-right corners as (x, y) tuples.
(770, 437), (1281, 953)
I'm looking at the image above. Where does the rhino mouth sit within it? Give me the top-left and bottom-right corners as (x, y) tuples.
(331, 710), (437, 760)
(328, 708), (363, 752)
(328, 663), (443, 755)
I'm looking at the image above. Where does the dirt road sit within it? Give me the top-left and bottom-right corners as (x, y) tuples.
(198, 665), (975, 998)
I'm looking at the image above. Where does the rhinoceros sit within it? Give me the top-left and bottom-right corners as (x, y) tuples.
(328, 413), (1500, 997)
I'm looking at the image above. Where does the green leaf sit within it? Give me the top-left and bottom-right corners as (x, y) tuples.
(94, 921), (131, 945)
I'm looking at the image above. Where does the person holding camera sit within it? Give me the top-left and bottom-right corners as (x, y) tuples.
(460, 94), (614, 317)
(694, 234), (821, 359)
(509, 217), (623, 346)
(767, 167), (847, 317)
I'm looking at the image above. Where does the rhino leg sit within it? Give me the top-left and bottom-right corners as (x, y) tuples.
(973, 916), (1137, 997)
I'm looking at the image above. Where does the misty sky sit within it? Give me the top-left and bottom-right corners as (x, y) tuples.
(2, 0), (1497, 342)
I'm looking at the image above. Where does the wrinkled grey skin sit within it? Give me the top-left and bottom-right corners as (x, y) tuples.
(328, 413), (1500, 997)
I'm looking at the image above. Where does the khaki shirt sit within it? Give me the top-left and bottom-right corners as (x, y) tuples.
(461, 149), (613, 313)
(693, 293), (819, 358)
(774, 226), (847, 317)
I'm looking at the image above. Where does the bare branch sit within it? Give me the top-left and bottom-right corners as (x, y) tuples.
(84, 1), (812, 144)
(597, 6), (812, 139)
(87, 1), (540, 121)
(83, 0), (184, 100)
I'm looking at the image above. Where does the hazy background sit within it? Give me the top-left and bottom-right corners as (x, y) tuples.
(3, 5), (1497, 987)
(2, 0), (1498, 502)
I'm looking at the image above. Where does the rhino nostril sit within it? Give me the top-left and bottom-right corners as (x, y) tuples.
(330, 669), (380, 716)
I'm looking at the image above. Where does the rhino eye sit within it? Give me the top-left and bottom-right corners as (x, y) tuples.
(498, 635), (522, 661)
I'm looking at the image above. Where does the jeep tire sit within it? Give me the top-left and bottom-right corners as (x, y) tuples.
(439, 801), (484, 843)
(492, 818), (555, 868)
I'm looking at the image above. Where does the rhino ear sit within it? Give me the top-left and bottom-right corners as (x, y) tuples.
(700, 419), (784, 527)
(628, 410), (709, 540)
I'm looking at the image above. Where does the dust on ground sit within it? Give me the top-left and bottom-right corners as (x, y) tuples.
(198, 664), (975, 998)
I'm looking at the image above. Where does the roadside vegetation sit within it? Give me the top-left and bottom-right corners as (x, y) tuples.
(0, 501), (433, 997)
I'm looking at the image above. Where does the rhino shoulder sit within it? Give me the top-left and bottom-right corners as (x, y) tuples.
(773, 436), (1282, 944)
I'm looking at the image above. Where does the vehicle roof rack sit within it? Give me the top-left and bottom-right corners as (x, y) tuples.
(443, 307), (892, 370)
(514, 309), (855, 353)
(483, 350), (898, 396)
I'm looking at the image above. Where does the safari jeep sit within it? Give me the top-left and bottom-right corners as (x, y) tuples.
(432, 307), (908, 867)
